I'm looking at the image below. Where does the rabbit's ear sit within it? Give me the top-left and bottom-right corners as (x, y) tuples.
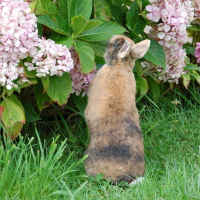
(131, 39), (150, 59)
(118, 40), (131, 58)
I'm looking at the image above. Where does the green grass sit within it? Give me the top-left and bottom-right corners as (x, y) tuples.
(0, 97), (199, 199)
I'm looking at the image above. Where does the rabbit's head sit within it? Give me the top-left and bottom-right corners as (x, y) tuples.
(104, 35), (150, 69)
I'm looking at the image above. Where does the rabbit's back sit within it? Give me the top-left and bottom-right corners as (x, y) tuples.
(84, 65), (144, 182)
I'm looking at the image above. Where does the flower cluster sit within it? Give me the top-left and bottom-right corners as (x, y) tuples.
(0, 0), (38, 89)
(0, 0), (74, 90)
(25, 38), (74, 77)
(192, 0), (200, 20)
(144, 0), (194, 83)
(195, 42), (200, 63)
(70, 48), (97, 96)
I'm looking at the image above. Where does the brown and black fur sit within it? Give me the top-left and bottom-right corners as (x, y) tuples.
(84, 35), (150, 183)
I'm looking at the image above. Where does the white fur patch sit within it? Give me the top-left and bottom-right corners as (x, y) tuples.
(129, 177), (145, 186)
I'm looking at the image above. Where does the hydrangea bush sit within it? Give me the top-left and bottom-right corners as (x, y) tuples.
(0, 0), (199, 139)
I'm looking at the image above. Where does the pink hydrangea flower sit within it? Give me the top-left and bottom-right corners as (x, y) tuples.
(146, 5), (161, 22)
(195, 42), (200, 63)
(0, 0), (38, 89)
(26, 38), (74, 77)
(70, 48), (97, 96)
(144, 0), (194, 83)
(0, 0), (74, 90)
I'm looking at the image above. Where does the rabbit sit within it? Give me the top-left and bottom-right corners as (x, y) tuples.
(84, 35), (150, 184)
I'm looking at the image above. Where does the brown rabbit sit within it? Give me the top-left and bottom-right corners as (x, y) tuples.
(84, 35), (150, 184)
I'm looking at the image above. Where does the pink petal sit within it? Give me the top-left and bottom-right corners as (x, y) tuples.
(152, 15), (160, 22)
(146, 13), (153, 21)
(146, 5), (153, 12)
(157, 32), (165, 39)
(163, 24), (170, 33)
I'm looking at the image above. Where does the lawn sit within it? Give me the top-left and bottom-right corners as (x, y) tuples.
(0, 93), (199, 199)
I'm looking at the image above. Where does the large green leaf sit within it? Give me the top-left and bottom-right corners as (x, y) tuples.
(34, 80), (53, 111)
(187, 24), (200, 32)
(126, 1), (147, 34)
(46, 73), (72, 106)
(71, 15), (88, 37)
(70, 0), (92, 20)
(71, 16), (102, 37)
(35, 0), (59, 15)
(147, 77), (160, 100)
(184, 64), (200, 71)
(20, 99), (41, 123)
(74, 40), (95, 73)
(37, 14), (69, 36)
(134, 63), (148, 95)
(0, 98), (25, 128)
(41, 76), (50, 93)
(78, 20), (126, 42)
(183, 45), (195, 56)
(48, 33), (74, 49)
(87, 40), (108, 57)
(143, 39), (166, 70)
(6, 94), (25, 116)
(59, 0), (71, 24)
(182, 74), (190, 89)
(82, 20), (102, 33)
(106, 2), (127, 26)
(134, 73), (148, 95)
(191, 71), (200, 84)
(72, 94), (87, 115)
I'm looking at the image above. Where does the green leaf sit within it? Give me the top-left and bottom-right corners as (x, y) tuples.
(74, 40), (95, 73)
(48, 34), (74, 49)
(182, 73), (190, 89)
(107, 3), (127, 26)
(72, 94), (87, 115)
(126, 1), (147, 34)
(59, 0), (71, 25)
(0, 98), (25, 128)
(29, 1), (37, 13)
(143, 39), (166, 70)
(37, 14), (69, 36)
(34, 80), (53, 111)
(187, 24), (200, 32)
(191, 71), (200, 84)
(71, 15), (88, 37)
(183, 45), (195, 56)
(135, 0), (150, 10)
(20, 99), (41, 123)
(94, 0), (111, 20)
(46, 73), (72, 106)
(134, 63), (148, 95)
(147, 77), (160, 100)
(37, 23), (43, 36)
(70, 0), (92, 20)
(184, 64), (200, 71)
(82, 20), (102, 33)
(87, 40), (108, 57)
(18, 78), (38, 90)
(6, 94), (25, 117)
(41, 76), (50, 93)
(35, 0), (59, 15)
(23, 61), (36, 78)
(124, 0), (133, 6)
(71, 16), (102, 37)
(78, 20), (126, 42)
(135, 73), (148, 95)
(112, 0), (124, 6)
